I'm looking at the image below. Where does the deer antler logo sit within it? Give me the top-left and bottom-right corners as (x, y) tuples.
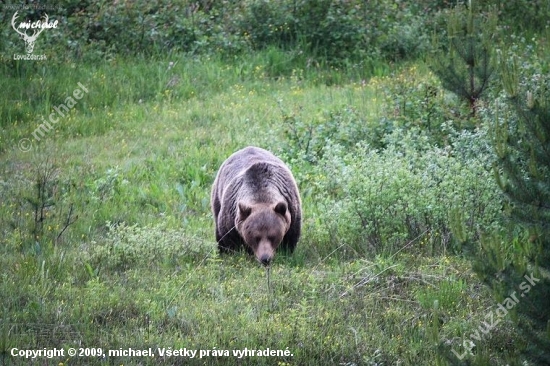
(11, 12), (49, 54)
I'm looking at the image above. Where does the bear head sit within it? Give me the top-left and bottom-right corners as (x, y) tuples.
(235, 201), (291, 266)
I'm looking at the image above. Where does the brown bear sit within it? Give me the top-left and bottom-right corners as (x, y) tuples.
(211, 146), (301, 266)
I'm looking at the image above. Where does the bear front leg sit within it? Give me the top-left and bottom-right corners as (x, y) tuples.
(281, 219), (301, 253)
(217, 229), (241, 255)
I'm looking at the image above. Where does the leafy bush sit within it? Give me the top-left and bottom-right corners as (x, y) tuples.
(236, 0), (295, 50)
(3, 0), (546, 65)
(479, 0), (550, 32)
(378, 10), (430, 61)
(374, 65), (468, 145)
(0, 0), (434, 64)
(237, 0), (370, 60)
(86, 222), (213, 271)
(307, 125), (504, 257)
(280, 105), (371, 165)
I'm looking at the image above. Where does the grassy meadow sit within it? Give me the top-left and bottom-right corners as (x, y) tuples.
(0, 0), (550, 354)
(0, 52), (528, 366)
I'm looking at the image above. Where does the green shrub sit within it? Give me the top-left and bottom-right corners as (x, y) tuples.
(379, 10), (430, 61)
(236, 0), (370, 61)
(86, 222), (213, 272)
(280, 105), (371, 165)
(0, 0), (435, 64)
(309, 125), (504, 257)
(236, 0), (295, 50)
(3, 0), (547, 66)
(374, 65), (469, 145)
(479, 0), (550, 32)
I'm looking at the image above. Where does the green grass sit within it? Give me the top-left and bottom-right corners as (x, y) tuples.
(0, 52), (524, 365)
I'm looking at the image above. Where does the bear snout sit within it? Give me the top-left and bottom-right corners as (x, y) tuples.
(259, 253), (272, 266)
(256, 242), (275, 266)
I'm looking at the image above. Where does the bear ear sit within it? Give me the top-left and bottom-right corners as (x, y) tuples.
(274, 202), (287, 216)
(238, 202), (252, 221)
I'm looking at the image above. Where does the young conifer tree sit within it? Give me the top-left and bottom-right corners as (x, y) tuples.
(485, 60), (550, 363)
(430, 0), (497, 117)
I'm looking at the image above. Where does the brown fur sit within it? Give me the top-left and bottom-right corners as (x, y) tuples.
(211, 146), (301, 265)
